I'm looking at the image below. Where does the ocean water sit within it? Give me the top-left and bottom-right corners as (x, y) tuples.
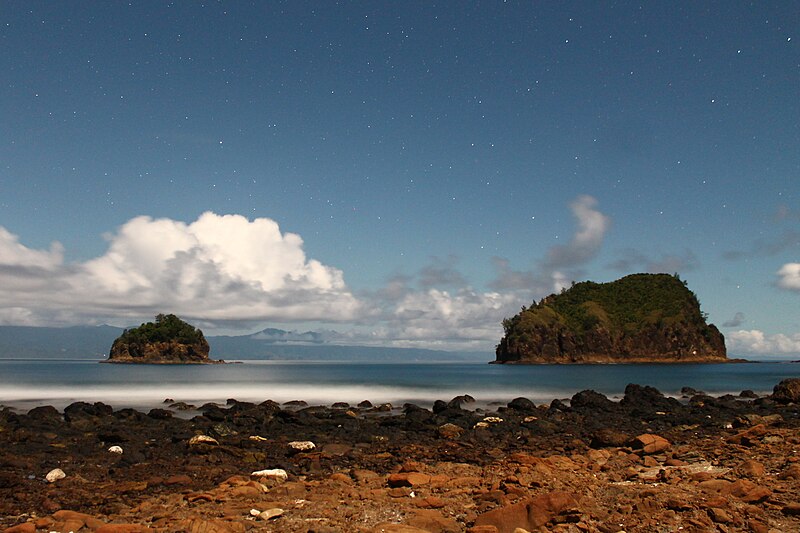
(0, 359), (797, 412)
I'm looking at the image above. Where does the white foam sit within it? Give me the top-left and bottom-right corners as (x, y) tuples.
(0, 382), (568, 412)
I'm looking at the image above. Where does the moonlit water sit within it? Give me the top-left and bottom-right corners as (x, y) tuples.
(0, 359), (797, 412)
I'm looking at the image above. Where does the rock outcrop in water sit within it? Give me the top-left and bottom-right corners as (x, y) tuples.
(495, 273), (727, 364)
(107, 314), (220, 364)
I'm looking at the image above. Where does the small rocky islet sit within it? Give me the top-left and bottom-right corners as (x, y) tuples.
(2, 379), (800, 532)
(105, 314), (223, 365)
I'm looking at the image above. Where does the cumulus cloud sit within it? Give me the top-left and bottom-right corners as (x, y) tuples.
(777, 263), (800, 291)
(722, 312), (746, 328)
(367, 288), (520, 350)
(0, 227), (63, 271)
(727, 329), (800, 356)
(0, 212), (362, 326)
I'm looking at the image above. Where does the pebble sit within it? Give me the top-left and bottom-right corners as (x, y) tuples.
(257, 508), (284, 520)
(288, 440), (316, 452)
(188, 434), (219, 446)
(108, 445), (124, 454)
(251, 468), (288, 482)
(45, 468), (66, 483)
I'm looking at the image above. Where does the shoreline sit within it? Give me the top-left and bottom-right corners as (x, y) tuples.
(2, 379), (800, 532)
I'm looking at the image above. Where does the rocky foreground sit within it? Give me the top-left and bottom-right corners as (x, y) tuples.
(2, 380), (800, 533)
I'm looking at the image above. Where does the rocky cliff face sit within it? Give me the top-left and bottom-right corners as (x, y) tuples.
(106, 314), (219, 364)
(108, 338), (213, 364)
(495, 274), (727, 364)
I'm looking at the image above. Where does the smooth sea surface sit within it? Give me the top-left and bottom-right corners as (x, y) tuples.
(0, 359), (798, 412)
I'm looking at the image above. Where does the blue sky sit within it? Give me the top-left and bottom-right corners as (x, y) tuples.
(1, 2), (798, 356)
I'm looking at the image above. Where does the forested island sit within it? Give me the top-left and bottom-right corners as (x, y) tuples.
(106, 314), (221, 364)
(495, 273), (727, 364)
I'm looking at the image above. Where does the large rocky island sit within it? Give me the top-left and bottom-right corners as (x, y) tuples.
(495, 273), (727, 364)
(106, 314), (221, 364)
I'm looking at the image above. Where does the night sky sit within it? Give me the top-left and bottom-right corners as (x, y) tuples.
(1, 2), (798, 356)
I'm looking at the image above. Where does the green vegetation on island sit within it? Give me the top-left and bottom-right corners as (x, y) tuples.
(495, 273), (727, 364)
(107, 314), (216, 364)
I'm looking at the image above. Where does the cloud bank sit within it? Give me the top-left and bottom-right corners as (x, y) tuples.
(0, 209), (532, 350)
(9, 196), (788, 353)
(727, 329), (800, 356)
(0, 212), (362, 325)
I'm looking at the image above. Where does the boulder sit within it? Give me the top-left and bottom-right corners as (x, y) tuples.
(772, 378), (800, 404)
(570, 390), (616, 411)
(473, 491), (581, 533)
(507, 397), (536, 411)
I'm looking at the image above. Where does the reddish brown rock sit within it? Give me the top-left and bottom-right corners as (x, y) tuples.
(95, 525), (152, 533)
(779, 463), (800, 480)
(632, 434), (670, 454)
(164, 474), (193, 485)
(783, 503), (800, 516)
(729, 479), (771, 503)
(698, 479), (733, 494)
(737, 459), (765, 478)
(372, 524), (433, 533)
(388, 472), (432, 487)
(408, 509), (460, 533)
(707, 507), (732, 524)
(473, 491), (580, 533)
(2, 523), (35, 533)
(726, 424), (768, 446)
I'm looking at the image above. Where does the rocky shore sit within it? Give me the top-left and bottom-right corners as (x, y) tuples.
(2, 379), (800, 533)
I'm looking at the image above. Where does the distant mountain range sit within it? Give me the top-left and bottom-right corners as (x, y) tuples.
(0, 325), (490, 362)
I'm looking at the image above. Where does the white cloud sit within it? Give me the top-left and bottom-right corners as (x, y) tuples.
(369, 288), (520, 350)
(491, 195), (612, 294)
(0, 227), (63, 270)
(0, 212), (362, 326)
(544, 195), (611, 270)
(777, 263), (800, 291)
(727, 329), (800, 356)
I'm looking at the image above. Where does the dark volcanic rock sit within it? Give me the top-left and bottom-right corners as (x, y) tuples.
(571, 390), (617, 411)
(621, 384), (678, 409)
(772, 378), (800, 404)
(507, 397), (537, 411)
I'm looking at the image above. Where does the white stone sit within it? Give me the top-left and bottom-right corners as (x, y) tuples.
(483, 416), (503, 423)
(108, 445), (123, 454)
(45, 468), (66, 483)
(288, 440), (316, 452)
(188, 434), (219, 446)
(249, 509), (261, 517)
(257, 508), (284, 520)
(251, 468), (288, 482)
